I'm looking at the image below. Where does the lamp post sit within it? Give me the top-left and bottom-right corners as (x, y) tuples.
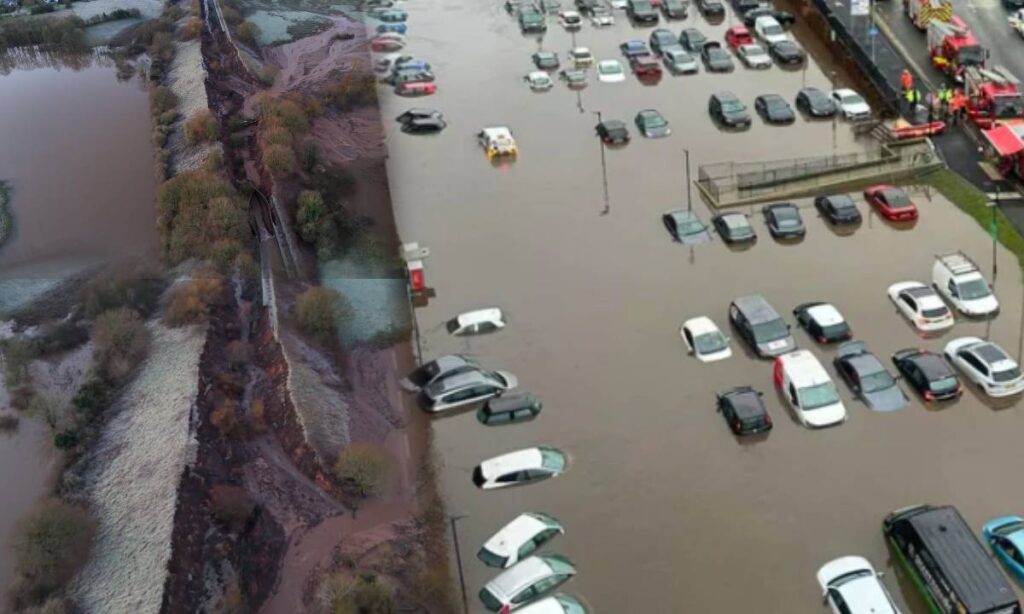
(450, 514), (469, 614)
(685, 148), (693, 213)
(593, 110), (611, 215)
(830, 70), (838, 156)
(988, 184), (1000, 280)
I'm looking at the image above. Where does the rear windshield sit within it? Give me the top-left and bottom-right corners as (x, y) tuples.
(798, 382), (840, 410)
(993, 367), (1021, 383)
(861, 370), (895, 393)
(477, 548), (509, 569)
(695, 332), (728, 354)
(821, 322), (850, 338)
(921, 306), (948, 319)
(929, 376), (958, 393)
(752, 318), (788, 343)
(541, 449), (566, 471)
(445, 319), (462, 333)
(479, 588), (503, 611)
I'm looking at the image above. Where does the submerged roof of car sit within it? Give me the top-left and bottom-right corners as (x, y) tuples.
(482, 513), (563, 558)
(722, 387), (765, 420)
(893, 505), (1019, 612)
(778, 350), (832, 387)
(732, 294), (781, 321)
(805, 303), (844, 326)
(451, 307), (504, 326)
(485, 555), (575, 600)
(479, 447), (561, 480)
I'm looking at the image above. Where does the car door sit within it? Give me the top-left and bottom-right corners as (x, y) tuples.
(959, 352), (987, 385)
(905, 362), (926, 392)
(682, 325), (695, 352)
(839, 361), (860, 392)
(898, 294), (917, 321)
(720, 398), (736, 422)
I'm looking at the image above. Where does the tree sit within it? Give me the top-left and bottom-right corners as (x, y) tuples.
(185, 110), (219, 145)
(295, 190), (326, 244)
(295, 287), (352, 342)
(10, 500), (95, 608)
(315, 573), (395, 614)
(162, 275), (226, 327)
(91, 308), (150, 383)
(148, 85), (178, 117)
(264, 144), (295, 178)
(332, 443), (394, 497)
(236, 20), (258, 47)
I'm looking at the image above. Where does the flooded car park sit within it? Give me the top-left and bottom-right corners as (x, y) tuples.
(382, 0), (1024, 610)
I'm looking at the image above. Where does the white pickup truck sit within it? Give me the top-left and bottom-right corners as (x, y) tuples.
(932, 251), (999, 317)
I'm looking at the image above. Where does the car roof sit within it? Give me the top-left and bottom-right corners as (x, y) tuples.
(714, 90), (739, 101)
(684, 316), (720, 335)
(571, 46), (591, 54)
(901, 286), (945, 309)
(740, 44), (766, 53)
(758, 93), (785, 103)
(824, 194), (855, 207)
(482, 513), (562, 558)
(970, 342), (1015, 369)
(732, 294), (780, 322)
(805, 303), (844, 326)
(834, 88), (858, 97)
(528, 71), (552, 80)
(906, 352), (952, 378)
(515, 595), (584, 614)
(778, 350), (831, 387)
(834, 574), (896, 613)
(727, 25), (750, 33)
(479, 447), (545, 480)
(485, 556), (563, 599)
(536, 51), (557, 58)
(723, 388), (765, 419)
(847, 352), (885, 376)
(426, 370), (499, 395)
(716, 211), (750, 225)
(800, 86), (826, 96)
(602, 119), (626, 129)
(433, 354), (474, 371)
(455, 307), (504, 327)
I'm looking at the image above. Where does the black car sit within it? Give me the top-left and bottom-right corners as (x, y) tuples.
(661, 0), (688, 18)
(769, 40), (804, 65)
(532, 51), (560, 70)
(695, 0), (725, 17)
(712, 212), (757, 243)
(701, 42), (734, 72)
(717, 387), (773, 436)
(709, 91), (751, 128)
(833, 342), (908, 411)
(539, 0), (561, 13)
(795, 87), (837, 118)
(762, 203), (805, 238)
(627, 0), (659, 23)
(742, 5), (795, 26)
(793, 301), (851, 344)
(731, 0), (761, 15)
(679, 28), (707, 52)
(755, 94), (795, 124)
(400, 116), (447, 133)
(814, 194), (861, 225)
(649, 28), (677, 55)
(892, 349), (963, 401)
(396, 108), (442, 124)
(595, 119), (630, 144)
(575, 0), (601, 13)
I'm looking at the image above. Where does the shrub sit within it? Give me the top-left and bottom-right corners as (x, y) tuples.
(162, 275), (226, 327)
(246, 398), (267, 433)
(0, 414), (19, 432)
(185, 110), (219, 145)
(259, 64), (279, 86)
(3, 337), (37, 387)
(209, 239), (242, 274)
(32, 320), (88, 356)
(260, 97), (309, 134)
(236, 20), (258, 46)
(264, 144), (295, 178)
(92, 308), (150, 383)
(148, 31), (175, 62)
(261, 126), (293, 148)
(204, 149), (224, 172)
(332, 443), (394, 497)
(53, 430), (79, 450)
(177, 16), (202, 40)
(295, 286), (352, 342)
(295, 190), (325, 244)
(71, 377), (111, 420)
(210, 399), (240, 437)
(315, 573), (395, 614)
(27, 394), (71, 432)
(302, 140), (319, 172)
(320, 73), (378, 111)
(209, 484), (253, 533)
(158, 110), (178, 126)
(221, 5), (241, 24)
(80, 266), (165, 319)
(235, 252), (258, 280)
(157, 171), (247, 265)
(149, 85), (178, 117)
(9, 500), (95, 608)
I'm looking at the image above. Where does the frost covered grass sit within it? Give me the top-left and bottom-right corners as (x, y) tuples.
(165, 40), (220, 174)
(71, 0), (163, 21)
(71, 323), (205, 612)
(246, 9), (330, 46)
(282, 332), (350, 466)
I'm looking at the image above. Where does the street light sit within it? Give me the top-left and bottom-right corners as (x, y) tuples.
(684, 148), (693, 213)
(988, 184), (1000, 280)
(592, 110), (611, 216)
(450, 514), (470, 614)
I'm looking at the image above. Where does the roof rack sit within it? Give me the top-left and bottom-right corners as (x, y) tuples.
(936, 250), (980, 275)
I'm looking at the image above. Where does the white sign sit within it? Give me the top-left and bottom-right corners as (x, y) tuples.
(851, 0), (869, 16)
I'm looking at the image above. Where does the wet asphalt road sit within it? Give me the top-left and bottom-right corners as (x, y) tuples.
(380, 1), (1024, 612)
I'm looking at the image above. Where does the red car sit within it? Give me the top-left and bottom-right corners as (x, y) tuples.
(863, 185), (918, 221)
(396, 82), (437, 96)
(724, 25), (755, 50)
(630, 54), (663, 78)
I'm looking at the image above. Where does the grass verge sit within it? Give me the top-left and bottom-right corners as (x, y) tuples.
(0, 180), (11, 249)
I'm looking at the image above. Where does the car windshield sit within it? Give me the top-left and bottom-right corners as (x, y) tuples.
(599, 63), (622, 74)
(724, 215), (751, 233)
(751, 318), (788, 343)
(841, 93), (865, 106)
(957, 45), (985, 66)
(479, 589), (503, 611)
(921, 306), (948, 318)
(993, 94), (1024, 118)
(764, 98), (786, 109)
(929, 376), (958, 393)
(775, 213), (800, 228)
(798, 382), (840, 410)
(679, 218), (706, 236)
(722, 100), (745, 112)
(821, 322), (849, 338)
(694, 331), (727, 354)
(540, 448), (566, 471)
(860, 370), (895, 393)
(830, 568), (872, 588)
(643, 113), (666, 127)
(993, 367), (1022, 382)
(958, 278), (991, 300)
(763, 24), (783, 35)
(995, 521), (1024, 536)
(477, 548), (509, 568)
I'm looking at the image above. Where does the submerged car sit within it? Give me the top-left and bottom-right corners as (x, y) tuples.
(421, 369), (518, 412)
(663, 209), (712, 244)
(717, 386), (772, 435)
(400, 354), (479, 392)
(817, 556), (900, 614)
(478, 512), (565, 569)
(533, 51), (561, 70)
(832, 88), (872, 121)
(400, 115), (447, 133)
(681, 316), (732, 362)
(661, 0), (687, 18)
(517, 595), (589, 614)
(375, 8), (408, 22)
(447, 307), (507, 336)
(590, 5), (615, 25)
(630, 54), (663, 79)
(620, 39), (652, 58)
(886, 282), (955, 332)
(635, 109), (670, 137)
(395, 108), (442, 124)
(701, 41), (734, 72)
(774, 349), (847, 428)
(755, 94), (795, 124)
(863, 185), (918, 222)
(569, 46), (594, 67)
(478, 126), (518, 158)
(729, 294), (797, 358)
(743, 6), (796, 27)
(558, 9), (583, 29)
(473, 446), (568, 490)
(559, 69), (589, 88)
(892, 348), (962, 401)
(595, 119), (630, 144)
(944, 337), (1024, 397)
(525, 71), (555, 91)
(478, 393), (543, 426)
(709, 91), (751, 128)
(724, 25), (756, 50)
(679, 28), (707, 52)
(833, 341), (908, 411)
(479, 554), (578, 612)
(737, 44), (772, 69)
(796, 87), (837, 117)
(769, 39), (805, 65)
(649, 28), (678, 54)
(371, 35), (406, 52)
(793, 302), (851, 344)
(696, 0), (725, 17)
(626, 0), (659, 23)
(597, 59), (626, 82)
(712, 211), (756, 243)
(663, 47), (698, 74)
(982, 516), (1024, 583)
(519, 8), (548, 32)
(395, 81), (436, 96)
(814, 194), (862, 225)
(762, 203), (805, 239)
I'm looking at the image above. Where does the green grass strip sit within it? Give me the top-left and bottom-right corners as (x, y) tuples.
(0, 180), (11, 249)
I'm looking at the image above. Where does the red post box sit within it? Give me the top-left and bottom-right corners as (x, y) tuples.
(408, 260), (425, 292)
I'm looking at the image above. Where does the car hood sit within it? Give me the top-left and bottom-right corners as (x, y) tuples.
(801, 401), (847, 427)
(696, 346), (732, 363)
(959, 294), (999, 316)
(757, 335), (795, 357)
(842, 101), (871, 114)
(862, 384), (908, 412)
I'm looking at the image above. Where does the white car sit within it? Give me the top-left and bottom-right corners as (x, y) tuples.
(596, 59), (626, 82)
(516, 594), (589, 614)
(774, 350), (847, 428)
(944, 337), (1024, 397)
(569, 46), (594, 68)
(932, 251), (999, 317)
(609, 0), (627, 8)
(446, 307), (507, 335)
(817, 556), (900, 614)
(479, 555), (578, 612)
(831, 88), (872, 121)
(477, 512), (565, 569)
(680, 316), (732, 362)
(887, 281), (955, 332)
(478, 126), (518, 158)
(736, 43), (772, 69)
(590, 5), (614, 25)
(753, 15), (788, 45)
(525, 71), (555, 91)
(473, 446), (567, 490)
(1010, 9), (1024, 37)
(558, 9), (583, 29)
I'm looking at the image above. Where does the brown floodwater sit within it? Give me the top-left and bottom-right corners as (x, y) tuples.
(382, 1), (1024, 612)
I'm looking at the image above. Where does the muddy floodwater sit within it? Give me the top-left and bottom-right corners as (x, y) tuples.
(383, 1), (1024, 611)
(0, 53), (157, 312)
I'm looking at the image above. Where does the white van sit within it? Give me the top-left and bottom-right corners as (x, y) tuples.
(773, 350), (847, 428)
(931, 251), (999, 317)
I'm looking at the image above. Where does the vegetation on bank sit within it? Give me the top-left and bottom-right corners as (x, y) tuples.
(0, 13), (86, 52)
(295, 286), (353, 343)
(332, 443), (394, 498)
(315, 573), (395, 614)
(0, 180), (11, 250)
(157, 170), (249, 267)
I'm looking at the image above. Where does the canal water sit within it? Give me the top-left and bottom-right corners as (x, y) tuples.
(382, 1), (1024, 612)
(0, 50), (157, 595)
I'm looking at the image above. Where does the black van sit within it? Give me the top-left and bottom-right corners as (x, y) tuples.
(883, 504), (1021, 614)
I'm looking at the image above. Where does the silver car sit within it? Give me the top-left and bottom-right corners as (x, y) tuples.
(479, 554), (578, 611)
(662, 46), (698, 74)
(421, 369), (518, 412)
(400, 354), (478, 392)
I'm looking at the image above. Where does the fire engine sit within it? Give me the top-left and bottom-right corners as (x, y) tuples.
(965, 65), (1024, 128)
(906, 0), (952, 30)
(927, 17), (985, 80)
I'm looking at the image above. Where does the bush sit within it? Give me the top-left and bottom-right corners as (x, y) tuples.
(148, 31), (175, 63)
(3, 337), (37, 387)
(209, 484), (253, 533)
(80, 266), (165, 319)
(260, 97), (309, 134)
(162, 275), (226, 327)
(0, 15), (86, 52)
(264, 144), (295, 178)
(71, 377), (111, 420)
(259, 64), (279, 86)
(157, 171), (248, 265)
(246, 398), (267, 433)
(236, 20), (258, 46)
(315, 573), (395, 614)
(158, 110), (178, 126)
(92, 308), (150, 383)
(295, 286), (352, 342)
(320, 73), (378, 112)
(177, 16), (202, 40)
(209, 239), (243, 274)
(210, 399), (240, 437)
(332, 443), (394, 497)
(9, 500), (95, 608)
(185, 110), (219, 145)
(32, 320), (88, 356)
(295, 190), (326, 244)
(221, 5), (241, 24)
(225, 340), (250, 370)
(302, 140), (319, 172)
(149, 85), (178, 117)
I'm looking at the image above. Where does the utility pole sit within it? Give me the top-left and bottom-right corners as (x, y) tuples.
(685, 148), (693, 213)
(830, 70), (838, 156)
(450, 515), (469, 614)
(990, 183), (1000, 280)
(593, 110), (610, 215)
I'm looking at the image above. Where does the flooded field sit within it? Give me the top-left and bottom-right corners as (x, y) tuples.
(382, 1), (1024, 611)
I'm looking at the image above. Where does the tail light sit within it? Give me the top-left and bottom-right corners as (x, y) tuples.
(818, 336), (827, 343)
(764, 416), (773, 426)
(924, 391), (935, 401)
(733, 420), (742, 431)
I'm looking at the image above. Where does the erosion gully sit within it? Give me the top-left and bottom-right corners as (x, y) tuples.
(382, 0), (1024, 611)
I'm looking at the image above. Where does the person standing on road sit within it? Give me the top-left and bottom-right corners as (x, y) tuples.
(905, 88), (921, 115)
(939, 85), (952, 120)
(925, 91), (935, 124)
(901, 69), (914, 94)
